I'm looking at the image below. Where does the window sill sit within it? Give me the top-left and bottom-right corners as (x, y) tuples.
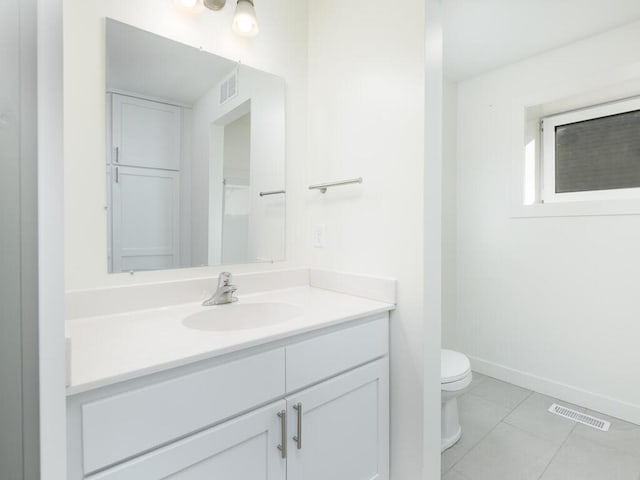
(510, 199), (640, 218)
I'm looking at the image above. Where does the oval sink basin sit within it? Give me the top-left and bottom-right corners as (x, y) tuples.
(183, 302), (304, 332)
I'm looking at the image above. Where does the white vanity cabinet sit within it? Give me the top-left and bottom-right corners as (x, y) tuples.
(285, 359), (388, 480)
(90, 400), (287, 480)
(67, 314), (389, 480)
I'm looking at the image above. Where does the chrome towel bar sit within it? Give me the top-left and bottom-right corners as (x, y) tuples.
(309, 177), (363, 194)
(259, 189), (286, 197)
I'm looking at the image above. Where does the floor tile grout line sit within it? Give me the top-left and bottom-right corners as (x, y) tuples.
(465, 375), (488, 395)
(444, 390), (535, 476)
(566, 427), (640, 458)
(535, 422), (577, 480)
(571, 421), (640, 457)
(443, 447), (469, 476)
(502, 397), (582, 445)
(465, 381), (534, 413)
(446, 392), (527, 473)
(444, 392), (510, 469)
(446, 418), (508, 475)
(501, 417), (576, 449)
(450, 466), (473, 480)
(512, 389), (535, 411)
(442, 379), (534, 478)
(444, 376), (640, 480)
(450, 417), (574, 480)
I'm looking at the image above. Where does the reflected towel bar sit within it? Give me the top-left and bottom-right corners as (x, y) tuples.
(259, 190), (286, 197)
(309, 177), (363, 194)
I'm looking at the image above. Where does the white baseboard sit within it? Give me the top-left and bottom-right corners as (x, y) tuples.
(468, 355), (640, 426)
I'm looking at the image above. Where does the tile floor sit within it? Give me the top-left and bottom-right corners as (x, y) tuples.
(442, 373), (640, 480)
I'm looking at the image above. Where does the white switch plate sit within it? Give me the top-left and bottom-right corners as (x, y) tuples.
(313, 224), (326, 248)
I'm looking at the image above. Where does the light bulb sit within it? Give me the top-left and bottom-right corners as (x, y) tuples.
(232, 0), (259, 37)
(179, 0), (198, 8)
(174, 0), (203, 12)
(235, 16), (254, 34)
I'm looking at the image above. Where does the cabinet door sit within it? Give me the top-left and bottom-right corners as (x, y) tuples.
(111, 165), (180, 272)
(90, 401), (287, 480)
(111, 94), (181, 170)
(286, 359), (389, 480)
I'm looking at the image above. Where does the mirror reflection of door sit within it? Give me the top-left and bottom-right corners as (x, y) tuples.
(108, 94), (182, 273)
(221, 113), (251, 265)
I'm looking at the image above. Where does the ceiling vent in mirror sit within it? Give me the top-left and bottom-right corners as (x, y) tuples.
(219, 70), (239, 105)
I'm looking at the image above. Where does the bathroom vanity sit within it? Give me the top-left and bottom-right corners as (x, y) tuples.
(65, 270), (395, 480)
(65, 19), (394, 480)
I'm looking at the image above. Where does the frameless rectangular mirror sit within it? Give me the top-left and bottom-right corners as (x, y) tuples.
(106, 19), (286, 273)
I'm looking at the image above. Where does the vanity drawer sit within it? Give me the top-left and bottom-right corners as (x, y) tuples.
(285, 315), (388, 392)
(81, 348), (285, 474)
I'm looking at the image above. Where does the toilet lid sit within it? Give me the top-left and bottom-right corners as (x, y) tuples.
(441, 350), (471, 384)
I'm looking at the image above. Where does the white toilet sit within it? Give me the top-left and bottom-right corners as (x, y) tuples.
(441, 349), (472, 452)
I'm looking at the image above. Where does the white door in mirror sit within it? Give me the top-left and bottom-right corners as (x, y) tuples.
(109, 94), (183, 273)
(111, 95), (181, 171)
(111, 166), (181, 272)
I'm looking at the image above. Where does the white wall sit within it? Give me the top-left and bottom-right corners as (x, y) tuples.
(442, 79), (458, 349)
(64, 0), (307, 291)
(305, 1), (433, 478)
(38, 0), (67, 477)
(452, 20), (640, 424)
(423, 0), (444, 476)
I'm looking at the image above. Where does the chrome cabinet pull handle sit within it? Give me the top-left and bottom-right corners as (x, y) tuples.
(115, 146), (120, 163)
(277, 410), (287, 459)
(293, 403), (302, 450)
(115, 167), (119, 183)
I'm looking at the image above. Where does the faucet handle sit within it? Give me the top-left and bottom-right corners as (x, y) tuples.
(217, 272), (232, 287)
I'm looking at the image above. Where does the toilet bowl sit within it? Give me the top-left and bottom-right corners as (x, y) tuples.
(441, 349), (472, 452)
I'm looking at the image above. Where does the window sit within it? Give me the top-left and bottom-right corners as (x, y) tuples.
(541, 97), (640, 203)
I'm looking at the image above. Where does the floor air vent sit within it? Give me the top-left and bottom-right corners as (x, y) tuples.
(548, 403), (610, 431)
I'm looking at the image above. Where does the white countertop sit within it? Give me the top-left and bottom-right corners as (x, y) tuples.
(66, 286), (394, 395)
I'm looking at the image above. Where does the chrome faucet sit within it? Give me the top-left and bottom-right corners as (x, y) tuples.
(203, 272), (238, 306)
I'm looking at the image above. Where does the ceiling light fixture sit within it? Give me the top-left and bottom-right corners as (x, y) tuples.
(203, 0), (226, 11)
(174, 0), (203, 12)
(183, 0), (259, 37)
(232, 0), (259, 37)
